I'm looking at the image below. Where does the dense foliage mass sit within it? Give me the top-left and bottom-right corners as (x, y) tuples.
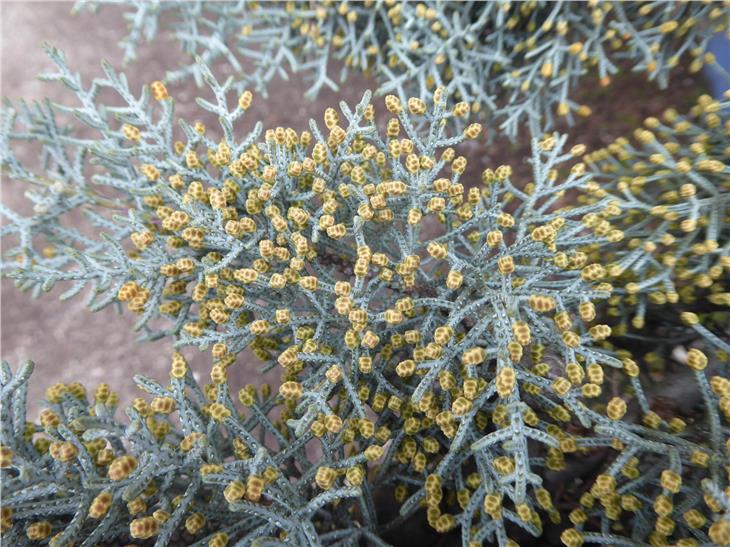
(75, 0), (730, 136)
(585, 95), (730, 338)
(1, 2), (729, 547)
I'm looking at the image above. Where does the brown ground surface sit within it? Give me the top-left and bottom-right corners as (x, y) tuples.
(0, 1), (706, 416)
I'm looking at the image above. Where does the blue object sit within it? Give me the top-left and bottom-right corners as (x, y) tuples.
(704, 33), (730, 98)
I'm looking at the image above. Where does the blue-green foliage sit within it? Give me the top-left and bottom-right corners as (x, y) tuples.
(74, 0), (730, 137)
(1, 9), (730, 547)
